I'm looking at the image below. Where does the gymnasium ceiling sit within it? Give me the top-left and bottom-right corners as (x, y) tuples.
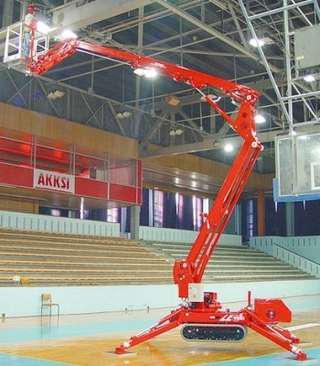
(0, 0), (319, 179)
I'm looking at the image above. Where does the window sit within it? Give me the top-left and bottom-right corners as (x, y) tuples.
(153, 190), (164, 227)
(175, 192), (184, 228)
(76, 154), (106, 181)
(107, 208), (119, 223)
(109, 159), (136, 186)
(0, 137), (32, 167)
(203, 198), (210, 215)
(193, 196), (203, 231)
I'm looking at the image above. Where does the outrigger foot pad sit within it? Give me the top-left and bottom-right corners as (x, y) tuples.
(115, 344), (128, 354)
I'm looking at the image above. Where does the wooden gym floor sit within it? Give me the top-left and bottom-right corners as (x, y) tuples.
(0, 304), (319, 366)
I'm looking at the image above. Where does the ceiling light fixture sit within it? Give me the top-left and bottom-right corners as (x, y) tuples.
(249, 38), (265, 47)
(37, 21), (51, 34)
(59, 29), (78, 40)
(254, 113), (266, 124)
(224, 143), (234, 153)
(134, 67), (158, 79)
(303, 74), (315, 83)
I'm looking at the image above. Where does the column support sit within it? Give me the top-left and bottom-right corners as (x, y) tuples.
(130, 205), (141, 240)
(286, 202), (295, 236)
(234, 204), (242, 236)
(257, 191), (265, 236)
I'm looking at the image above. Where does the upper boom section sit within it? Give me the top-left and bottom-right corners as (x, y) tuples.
(28, 40), (260, 140)
(29, 40), (259, 103)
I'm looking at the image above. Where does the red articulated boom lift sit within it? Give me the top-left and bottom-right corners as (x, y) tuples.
(27, 33), (307, 361)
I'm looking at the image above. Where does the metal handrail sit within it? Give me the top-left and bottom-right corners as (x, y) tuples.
(253, 238), (320, 267)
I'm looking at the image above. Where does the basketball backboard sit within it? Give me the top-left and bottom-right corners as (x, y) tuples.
(274, 132), (320, 202)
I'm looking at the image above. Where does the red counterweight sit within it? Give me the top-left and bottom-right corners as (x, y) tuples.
(27, 36), (307, 361)
(254, 299), (292, 323)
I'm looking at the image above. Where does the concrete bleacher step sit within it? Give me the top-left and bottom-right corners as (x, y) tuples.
(0, 266), (308, 278)
(0, 229), (135, 246)
(149, 244), (273, 256)
(166, 253), (276, 261)
(204, 273), (313, 280)
(0, 277), (173, 286)
(0, 252), (169, 264)
(0, 244), (155, 258)
(0, 239), (147, 251)
(0, 230), (132, 245)
(0, 272), (312, 287)
(164, 252), (278, 260)
(0, 229), (314, 286)
(0, 260), (294, 271)
(149, 242), (250, 251)
(0, 264), (171, 271)
(0, 238), (140, 251)
(145, 240), (315, 281)
(160, 246), (268, 254)
(0, 259), (171, 268)
(0, 268), (173, 275)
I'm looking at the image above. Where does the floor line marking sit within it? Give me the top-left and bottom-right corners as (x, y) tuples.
(286, 322), (320, 331)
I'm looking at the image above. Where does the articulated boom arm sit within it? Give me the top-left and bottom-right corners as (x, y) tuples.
(29, 40), (263, 299)
(28, 39), (308, 361)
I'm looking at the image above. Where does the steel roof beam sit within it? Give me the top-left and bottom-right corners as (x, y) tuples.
(155, 0), (280, 73)
(51, 0), (152, 31)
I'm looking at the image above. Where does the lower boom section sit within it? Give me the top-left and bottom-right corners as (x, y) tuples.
(182, 324), (247, 342)
(115, 292), (307, 361)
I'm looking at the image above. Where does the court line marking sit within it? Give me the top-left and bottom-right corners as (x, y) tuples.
(286, 323), (320, 331)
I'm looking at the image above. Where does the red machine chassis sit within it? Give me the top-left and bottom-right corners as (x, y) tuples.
(27, 34), (307, 361)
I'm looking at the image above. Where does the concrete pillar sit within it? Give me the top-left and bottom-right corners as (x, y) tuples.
(257, 191), (265, 236)
(234, 204), (242, 236)
(286, 202), (295, 236)
(148, 189), (153, 226)
(120, 207), (127, 234)
(2, 0), (14, 27)
(130, 205), (140, 240)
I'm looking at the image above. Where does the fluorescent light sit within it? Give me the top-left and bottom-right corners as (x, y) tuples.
(133, 68), (145, 77)
(224, 143), (234, 153)
(144, 68), (158, 78)
(255, 113), (266, 124)
(249, 38), (265, 47)
(122, 111), (131, 118)
(134, 67), (158, 79)
(37, 21), (51, 34)
(59, 29), (78, 40)
(303, 74), (315, 83)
